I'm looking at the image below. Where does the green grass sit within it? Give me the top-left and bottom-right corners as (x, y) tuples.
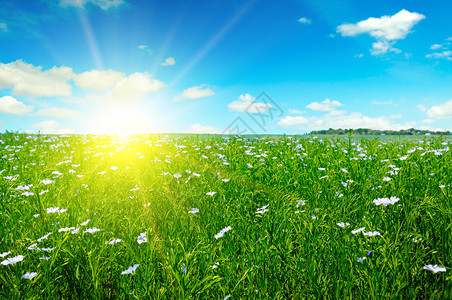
(0, 133), (451, 299)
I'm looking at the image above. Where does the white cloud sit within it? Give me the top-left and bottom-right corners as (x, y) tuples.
(298, 17), (311, 24)
(185, 123), (221, 134)
(424, 99), (452, 120)
(0, 23), (7, 32)
(31, 120), (74, 134)
(227, 93), (272, 114)
(138, 45), (152, 55)
(0, 96), (34, 115)
(306, 98), (343, 111)
(59, 0), (124, 10)
(34, 108), (83, 118)
(417, 104), (427, 112)
(288, 108), (304, 114)
(174, 85), (214, 101)
(0, 60), (73, 97)
(430, 44), (442, 50)
(161, 57), (176, 66)
(110, 72), (165, 100)
(74, 70), (125, 90)
(277, 116), (308, 127)
(426, 50), (452, 60)
(337, 9), (425, 55)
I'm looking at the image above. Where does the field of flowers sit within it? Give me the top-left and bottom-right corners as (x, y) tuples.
(0, 133), (451, 298)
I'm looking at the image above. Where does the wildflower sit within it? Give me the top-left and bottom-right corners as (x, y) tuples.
(137, 232), (147, 244)
(110, 166), (118, 170)
(188, 208), (199, 214)
(423, 264), (447, 273)
(215, 226), (232, 239)
(211, 262), (220, 269)
(341, 168), (349, 173)
(1, 255), (24, 265)
(367, 251), (373, 257)
(0, 251), (11, 258)
(357, 257), (367, 263)
(22, 272), (38, 279)
(83, 227), (100, 234)
(373, 197), (400, 206)
(181, 263), (187, 274)
(255, 204), (269, 215)
(22, 191), (34, 196)
(37, 232), (52, 242)
(41, 247), (56, 252)
(80, 219), (91, 226)
(46, 207), (67, 214)
(206, 192), (216, 196)
(105, 239), (122, 245)
(39, 256), (52, 260)
(173, 173), (182, 179)
(39, 190), (48, 195)
(121, 264), (139, 275)
(336, 222), (350, 228)
(382, 177), (391, 182)
(363, 231), (381, 236)
(222, 179), (230, 182)
(40, 179), (54, 185)
(351, 227), (365, 234)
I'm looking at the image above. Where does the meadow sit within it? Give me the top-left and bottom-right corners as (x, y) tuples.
(0, 132), (451, 299)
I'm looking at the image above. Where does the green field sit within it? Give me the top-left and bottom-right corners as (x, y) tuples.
(1, 133), (451, 299)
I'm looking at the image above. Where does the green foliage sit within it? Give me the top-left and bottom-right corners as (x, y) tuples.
(0, 134), (451, 298)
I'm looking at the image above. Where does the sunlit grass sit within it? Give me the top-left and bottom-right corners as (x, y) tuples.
(0, 133), (451, 298)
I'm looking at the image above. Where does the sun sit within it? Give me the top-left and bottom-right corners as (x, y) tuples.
(90, 104), (154, 137)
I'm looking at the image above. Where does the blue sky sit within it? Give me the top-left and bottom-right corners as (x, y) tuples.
(0, 0), (451, 134)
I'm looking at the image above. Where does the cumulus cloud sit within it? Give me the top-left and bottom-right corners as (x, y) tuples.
(59, 0), (124, 10)
(426, 50), (452, 60)
(337, 9), (425, 55)
(34, 108), (83, 118)
(185, 123), (221, 134)
(0, 96), (34, 115)
(298, 17), (311, 24)
(227, 93), (272, 113)
(306, 98), (343, 111)
(74, 69), (125, 90)
(161, 57), (176, 66)
(424, 100), (452, 120)
(110, 72), (165, 100)
(174, 85), (214, 101)
(0, 60), (73, 97)
(0, 23), (7, 32)
(278, 116), (308, 127)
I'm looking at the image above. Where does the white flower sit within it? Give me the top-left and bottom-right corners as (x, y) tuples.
(363, 231), (381, 236)
(382, 177), (391, 182)
(1, 255), (24, 265)
(37, 232), (52, 242)
(105, 239), (122, 245)
(188, 208), (199, 214)
(211, 262), (220, 269)
(222, 179), (230, 182)
(173, 173), (182, 179)
(40, 179), (54, 185)
(110, 166), (118, 170)
(121, 264), (139, 275)
(215, 226), (232, 239)
(206, 192), (216, 196)
(423, 264), (447, 273)
(336, 222), (350, 228)
(22, 272), (38, 279)
(373, 197), (400, 206)
(137, 232), (147, 244)
(71, 227), (80, 234)
(58, 227), (75, 233)
(80, 219), (91, 226)
(46, 207), (67, 214)
(83, 227), (100, 234)
(255, 204), (269, 215)
(340, 168), (348, 173)
(351, 227), (365, 235)
(0, 251), (11, 258)
(39, 256), (52, 260)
